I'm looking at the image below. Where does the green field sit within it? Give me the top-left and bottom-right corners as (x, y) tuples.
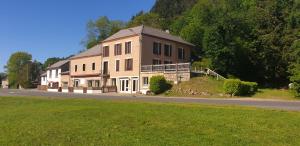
(0, 96), (300, 145)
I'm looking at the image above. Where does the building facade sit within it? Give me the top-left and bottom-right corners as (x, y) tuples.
(41, 25), (193, 94)
(40, 60), (70, 92)
(69, 45), (103, 93)
(100, 25), (193, 93)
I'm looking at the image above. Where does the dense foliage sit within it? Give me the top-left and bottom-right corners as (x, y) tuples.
(150, 76), (171, 94)
(150, 0), (198, 29)
(289, 40), (300, 97)
(83, 16), (126, 49)
(7, 52), (33, 88)
(171, 0), (300, 87)
(127, 12), (163, 29)
(223, 79), (258, 96)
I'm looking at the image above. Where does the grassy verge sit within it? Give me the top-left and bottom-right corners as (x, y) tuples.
(166, 76), (298, 100)
(166, 76), (224, 97)
(252, 88), (295, 100)
(0, 96), (300, 145)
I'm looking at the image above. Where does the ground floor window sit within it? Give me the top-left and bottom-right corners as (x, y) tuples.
(143, 77), (149, 86)
(88, 80), (93, 87)
(88, 80), (100, 87)
(74, 80), (80, 87)
(95, 80), (100, 87)
(111, 78), (116, 86)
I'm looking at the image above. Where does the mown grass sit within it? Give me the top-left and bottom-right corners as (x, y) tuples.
(166, 77), (298, 100)
(0, 96), (300, 145)
(252, 88), (295, 100)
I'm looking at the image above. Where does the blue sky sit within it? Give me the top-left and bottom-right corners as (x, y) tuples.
(0, 0), (155, 72)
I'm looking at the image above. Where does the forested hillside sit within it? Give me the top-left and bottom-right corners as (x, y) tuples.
(83, 0), (300, 93)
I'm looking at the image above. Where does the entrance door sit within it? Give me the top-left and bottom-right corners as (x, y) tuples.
(120, 79), (129, 93)
(132, 78), (139, 93)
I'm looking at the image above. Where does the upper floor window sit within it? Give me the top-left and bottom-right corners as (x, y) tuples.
(103, 46), (109, 57)
(125, 41), (131, 54)
(178, 48), (185, 60)
(114, 43), (122, 56)
(152, 59), (161, 65)
(75, 65), (77, 72)
(92, 63), (95, 70)
(153, 42), (161, 55)
(164, 44), (172, 57)
(116, 60), (120, 72)
(125, 59), (133, 71)
(55, 69), (58, 78)
(83, 64), (86, 71)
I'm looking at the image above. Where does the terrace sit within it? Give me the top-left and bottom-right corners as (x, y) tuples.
(141, 63), (191, 73)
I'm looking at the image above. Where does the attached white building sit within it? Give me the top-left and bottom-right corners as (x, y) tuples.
(41, 60), (70, 92)
(40, 72), (47, 86)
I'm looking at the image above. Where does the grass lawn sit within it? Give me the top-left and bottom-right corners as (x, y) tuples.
(166, 76), (298, 100)
(1, 96), (300, 145)
(252, 89), (296, 100)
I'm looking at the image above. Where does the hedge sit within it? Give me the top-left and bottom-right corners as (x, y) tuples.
(223, 79), (258, 96)
(291, 82), (300, 97)
(150, 75), (172, 94)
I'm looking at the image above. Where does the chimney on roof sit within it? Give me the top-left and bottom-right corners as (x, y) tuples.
(165, 30), (170, 34)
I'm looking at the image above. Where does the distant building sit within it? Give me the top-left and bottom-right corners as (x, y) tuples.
(40, 60), (70, 92)
(1, 77), (9, 89)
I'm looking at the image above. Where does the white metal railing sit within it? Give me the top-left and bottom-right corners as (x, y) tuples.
(141, 63), (191, 73)
(192, 67), (226, 80)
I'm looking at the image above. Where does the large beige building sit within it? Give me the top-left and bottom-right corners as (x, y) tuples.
(100, 25), (193, 93)
(41, 25), (193, 94)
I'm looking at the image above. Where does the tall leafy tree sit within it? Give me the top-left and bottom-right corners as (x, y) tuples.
(127, 13), (163, 29)
(289, 40), (300, 97)
(6, 52), (32, 88)
(83, 16), (126, 49)
(151, 0), (198, 29)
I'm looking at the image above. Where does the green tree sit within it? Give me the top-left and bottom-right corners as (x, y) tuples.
(151, 0), (198, 29)
(127, 13), (163, 29)
(7, 52), (32, 88)
(289, 40), (300, 97)
(42, 57), (61, 71)
(83, 16), (126, 49)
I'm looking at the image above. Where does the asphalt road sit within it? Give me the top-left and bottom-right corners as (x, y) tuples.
(1, 89), (300, 111)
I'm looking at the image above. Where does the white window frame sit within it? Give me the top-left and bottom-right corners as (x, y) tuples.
(143, 77), (149, 87)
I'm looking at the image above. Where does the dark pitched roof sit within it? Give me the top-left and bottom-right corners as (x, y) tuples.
(103, 25), (194, 46)
(47, 60), (69, 69)
(70, 44), (102, 59)
(41, 72), (47, 77)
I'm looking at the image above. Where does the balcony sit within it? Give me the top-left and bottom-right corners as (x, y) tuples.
(141, 63), (191, 73)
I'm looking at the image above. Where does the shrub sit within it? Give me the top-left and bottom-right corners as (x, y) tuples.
(223, 79), (241, 96)
(150, 76), (172, 94)
(223, 79), (258, 96)
(291, 82), (300, 97)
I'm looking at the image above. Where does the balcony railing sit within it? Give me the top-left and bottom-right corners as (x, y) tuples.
(141, 63), (191, 73)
